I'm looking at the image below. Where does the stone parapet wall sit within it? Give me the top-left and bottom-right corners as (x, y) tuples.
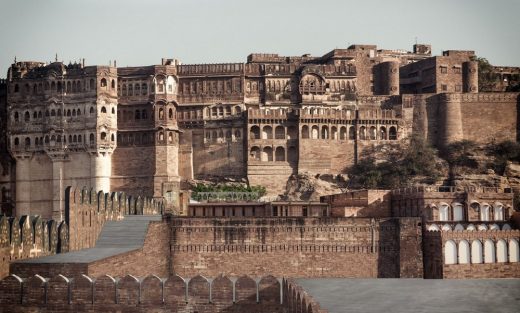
(170, 217), (423, 278)
(0, 186), (163, 279)
(0, 273), (290, 313)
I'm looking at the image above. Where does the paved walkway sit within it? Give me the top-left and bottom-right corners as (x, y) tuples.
(297, 278), (520, 313)
(17, 215), (161, 264)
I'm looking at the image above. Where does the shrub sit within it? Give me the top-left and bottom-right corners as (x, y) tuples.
(349, 135), (441, 189)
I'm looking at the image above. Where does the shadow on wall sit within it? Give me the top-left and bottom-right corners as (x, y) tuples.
(377, 219), (399, 278)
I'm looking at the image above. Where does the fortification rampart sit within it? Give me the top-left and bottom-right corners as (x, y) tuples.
(170, 217), (423, 279)
(0, 273), (327, 313)
(0, 186), (163, 279)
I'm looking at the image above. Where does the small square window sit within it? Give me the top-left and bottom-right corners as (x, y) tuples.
(441, 84), (448, 91)
(440, 66), (448, 74)
(455, 85), (462, 92)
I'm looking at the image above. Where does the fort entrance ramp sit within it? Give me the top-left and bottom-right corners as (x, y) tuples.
(10, 215), (165, 278)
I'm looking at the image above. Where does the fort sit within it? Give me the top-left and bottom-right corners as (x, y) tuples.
(0, 43), (519, 312)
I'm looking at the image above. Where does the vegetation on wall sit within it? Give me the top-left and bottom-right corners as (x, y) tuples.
(487, 140), (520, 174)
(349, 135), (441, 189)
(191, 183), (266, 200)
(472, 56), (500, 92)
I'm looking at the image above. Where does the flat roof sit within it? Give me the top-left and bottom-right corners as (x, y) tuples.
(296, 278), (520, 313)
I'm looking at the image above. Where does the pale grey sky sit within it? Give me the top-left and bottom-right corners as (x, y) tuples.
(0, 0), (519, 77)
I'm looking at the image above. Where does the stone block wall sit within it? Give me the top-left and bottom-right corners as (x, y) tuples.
(0, 273), (294, 313)
(169, 217), (423, 278)
(0, 187), (163, 279)
(423, 228), (520, 279)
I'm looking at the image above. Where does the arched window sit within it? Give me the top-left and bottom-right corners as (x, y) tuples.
(234, 130), (241, 138)
(101, 132), (107, 140)
(262, 126), (273, 139)
(101, 106), (107, 114)
(128, 84), (133, 96)
(359, 126), (366, 140)
(90, 133), (95, 144)
(509, 239), (519, 262)
(301, 125), (309, 139)
(249, 125), (260, 139)
(261, 146), (273, 162)
(135, 110), (141, 120)
(142, 110), (147, 119)
(111, 79), (116, 89)
(484, 239), (495, 263)
(369, 126), (376, 140)
(454, 224), (464, 231)
(380, 126), (387, 140)
(311, 125), (319, 139)
(453, 203), (463, 221)
(90, 107), (95, 115)
(57, 109), (62, 116)
(72, 109), (76, 117)
(321, 126), (329, 139)
(66, 109), (71, 117)
(444, 240), (457, 264)
(142, 83), (147, 95)
(480, 203), (490, 221)
(100, 78), (107, 87)
(458, 240), (470, 264)
(33, 111), (37, 119)
(25, 137), (31, 146)
(24, 111), (30, 122)
(14, 137), (19, 146)
(496, 239), (507, 263)
(250, 146), (260, 161)
(331, 126), (338, 140)
(159, 108), (164, 119)
(57, 81), (62, 92)
(225, 106), (231, 116)
(169, 108), (173, 119)
(389, 126), (397, 140)
(275, 147), (285, 161)
(493, 203), (504, 220)
(275, 126), (285, 139)
(471, 240), (483, 264)
(78, 135), (82, 143)
(168, 132), (173, 142)
(439, 203), (450, 221)
(14, 112), (19, 122)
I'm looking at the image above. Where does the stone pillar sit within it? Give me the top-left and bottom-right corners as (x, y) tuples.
(15, 157), (31, 217)
(463, 61), (478, 93)
(51, 160), (64, 220)
(90, 152), (111, 193)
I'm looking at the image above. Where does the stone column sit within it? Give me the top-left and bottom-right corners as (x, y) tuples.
(90, 152), (111, 193)
(51, 159), (64, 220)
(15, 157), (31, 217)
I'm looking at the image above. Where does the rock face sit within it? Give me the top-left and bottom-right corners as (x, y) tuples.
(283, 172), (346, 201)
(505, 162), (520, 192)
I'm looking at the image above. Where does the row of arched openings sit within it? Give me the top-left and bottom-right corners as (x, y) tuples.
(250, 146), (297, 162)
(205, 129), (242, 142)
(12, 78), (104, 95)
(301, 125), (397, 140)
(444, 239), (519, 264)
(13, 106), (114, 123)
(12, 133), (98, 147)
(434, 202), (505, 222)
(250, 125), (298, 140)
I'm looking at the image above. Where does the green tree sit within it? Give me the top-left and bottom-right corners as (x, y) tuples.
(472, 56), (499, 92)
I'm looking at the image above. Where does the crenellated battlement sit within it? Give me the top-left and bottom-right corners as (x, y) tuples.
(0, 186), (163, 279)
(0, 273), (330, 313)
